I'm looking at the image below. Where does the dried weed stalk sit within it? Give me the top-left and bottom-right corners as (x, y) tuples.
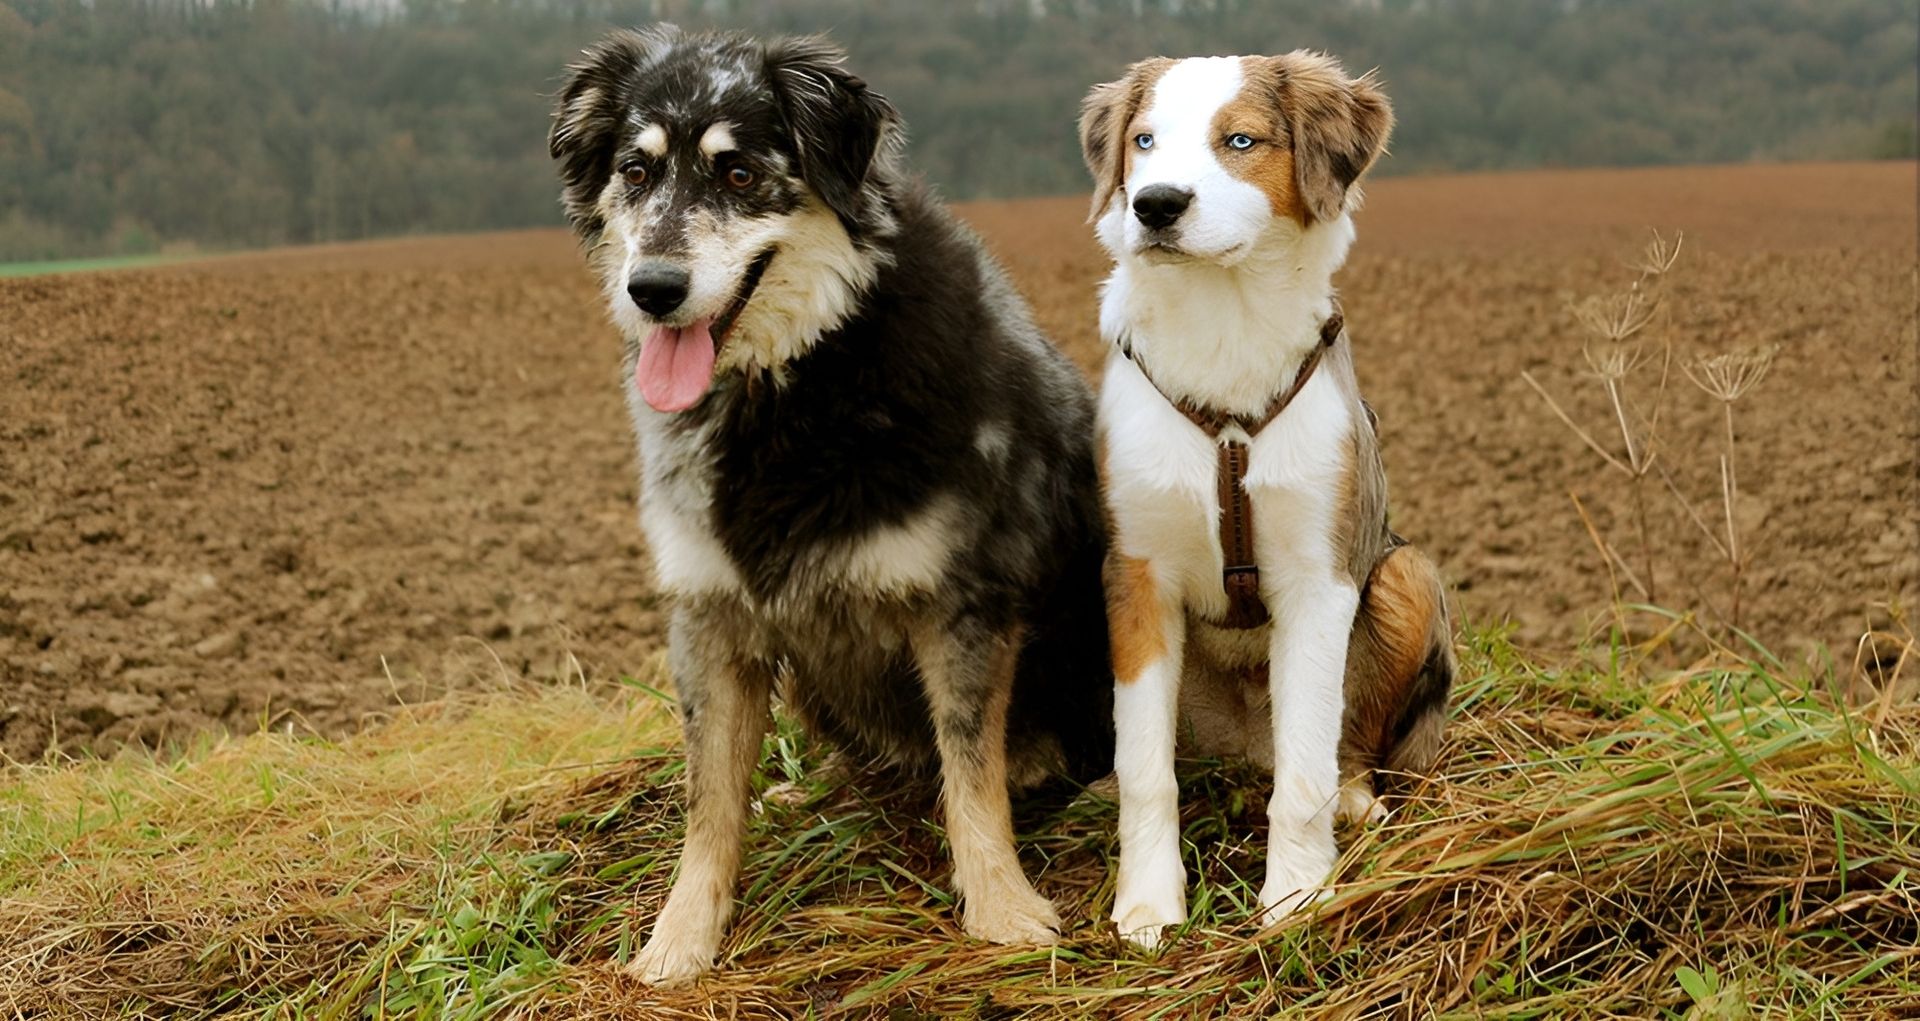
(1527, 229), (1783, 644)
(1522, 230), (1683, 619)
(1684, 343), (1779, 630)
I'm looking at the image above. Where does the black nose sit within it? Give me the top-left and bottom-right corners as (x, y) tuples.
(627, 263), (691, 318)
(1132, 185), (1194, 230)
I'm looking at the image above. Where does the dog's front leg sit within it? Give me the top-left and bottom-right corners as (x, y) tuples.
(910, 618), (1062, 946)
(1109, 556), (1188, 949)
(1257, 573), (1358, 924)
(630, 607), (772, 986)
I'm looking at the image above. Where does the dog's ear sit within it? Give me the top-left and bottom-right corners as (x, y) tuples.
(1079, 58), (1171, 222)
(1270, 50), (1393, 225)
(763, 35), (898, 229)
(549, 26), (679, 237)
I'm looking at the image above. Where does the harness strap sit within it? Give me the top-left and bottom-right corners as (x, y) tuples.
(1125, 312), (1344, 630)
(1217, 440), (1266, 628)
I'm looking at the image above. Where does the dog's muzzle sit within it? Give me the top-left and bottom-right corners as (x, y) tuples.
(628, 262), (692, 319)
(1132, 185), (1194, 231)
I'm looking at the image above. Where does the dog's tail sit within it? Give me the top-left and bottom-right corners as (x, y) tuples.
(1347, 543), (1455, 785)
(1005, 463), (1117, 791)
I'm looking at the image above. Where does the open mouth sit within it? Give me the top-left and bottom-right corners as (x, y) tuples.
(711, 246), (778, 344)
(633, 246), (778, 414)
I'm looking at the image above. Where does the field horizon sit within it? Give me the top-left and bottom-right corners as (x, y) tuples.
(5, 159), (1912, 281)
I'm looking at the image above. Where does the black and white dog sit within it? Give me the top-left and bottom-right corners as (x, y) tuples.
(549, 27), (1113, 984)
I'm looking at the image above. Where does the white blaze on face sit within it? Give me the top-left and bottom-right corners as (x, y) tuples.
(1106, 57), (1278, 263)
(591, 184), (675, 341)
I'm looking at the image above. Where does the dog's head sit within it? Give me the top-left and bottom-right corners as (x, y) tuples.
(1080, 52), (1392, 265)
(549, 27), (899, 412)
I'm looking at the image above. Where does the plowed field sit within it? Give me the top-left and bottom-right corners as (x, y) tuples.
(3, 161), (1914, 757)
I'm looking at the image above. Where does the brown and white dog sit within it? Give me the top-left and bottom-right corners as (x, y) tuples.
(1079, 52), (1454, 947)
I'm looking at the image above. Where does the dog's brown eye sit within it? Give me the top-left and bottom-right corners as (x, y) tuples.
(726, 165), (755, 189)
(620, 162), (648, 187)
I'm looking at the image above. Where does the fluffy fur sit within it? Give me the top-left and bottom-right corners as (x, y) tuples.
(551, 26), (1113, 984)
(1080, 52), (1453, 948)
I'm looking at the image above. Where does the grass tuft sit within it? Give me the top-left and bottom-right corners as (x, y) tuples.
(3, 631), (1916, 1018)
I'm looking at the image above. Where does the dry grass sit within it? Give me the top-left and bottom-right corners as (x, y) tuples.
(3, 629), (1917, 1019)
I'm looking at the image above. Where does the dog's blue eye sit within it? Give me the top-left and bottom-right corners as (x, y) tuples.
(1134, 133), (1154, 151)
(1227, 134), (1255, 151)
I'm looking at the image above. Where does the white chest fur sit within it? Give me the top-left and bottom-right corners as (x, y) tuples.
(631, 398), (743, 597)
(1099, 351), (1353, 616)
(627, 393), (960, 605)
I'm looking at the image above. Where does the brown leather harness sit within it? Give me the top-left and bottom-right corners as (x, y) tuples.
(1122, 313), (1344, 630)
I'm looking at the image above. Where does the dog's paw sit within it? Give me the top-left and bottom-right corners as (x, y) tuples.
(1111, 882), (1185, 951)
(1260, 797), (1339, 927)
(1251, 875), (1328, 928)
(963, 884), (1062, 946)
(1117, 921), (1168, 950)
(1111, 901), (1184, 950)
(1111, 846), (1187, 951)
(1113, 901), (1182, 951)
(627, 927), (719, 987)
(1334, 784), (1389, 826)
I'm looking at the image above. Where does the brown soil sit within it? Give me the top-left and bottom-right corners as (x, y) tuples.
(3, 161), (1915, 758)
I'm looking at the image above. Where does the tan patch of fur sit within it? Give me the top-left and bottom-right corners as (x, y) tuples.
(1252, 50), (1396, 225)
(1079, 58), (1174, 221)
(630, 658), (772, 984)
(1366, 546), (1439, 687)
(1107, 555), (1165, 684)
(1218, 58), (1306, 222)
(937, 635), (1017, 876)
(1339, 544), (1449, 783)
(910, 623), (1062, 945)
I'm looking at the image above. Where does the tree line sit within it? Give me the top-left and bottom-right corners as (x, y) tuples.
(1, 0), (1913, 261)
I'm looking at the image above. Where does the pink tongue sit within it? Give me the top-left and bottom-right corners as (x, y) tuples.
(635, 320), (717, 412)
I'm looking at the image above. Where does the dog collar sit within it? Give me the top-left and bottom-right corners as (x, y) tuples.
(1119, 311), (1343, 438)
(1119, 311), (1345, 630)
